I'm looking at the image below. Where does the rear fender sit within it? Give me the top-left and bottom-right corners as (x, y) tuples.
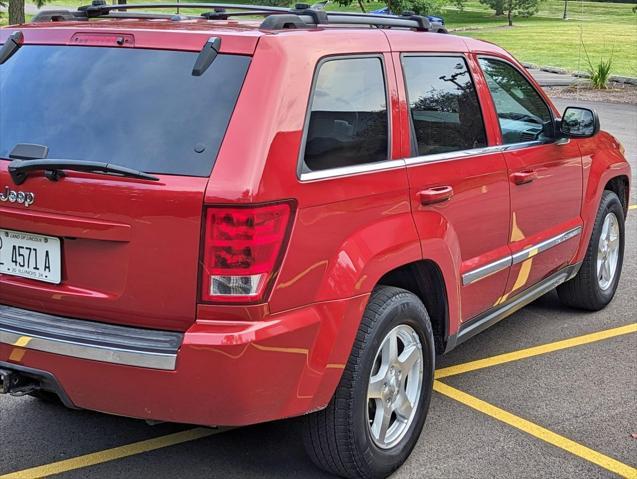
(271, 196), (421, 310)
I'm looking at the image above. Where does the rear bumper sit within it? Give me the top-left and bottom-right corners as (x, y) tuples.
(0, 305), (182, 370)
(0, 296), (368, 426)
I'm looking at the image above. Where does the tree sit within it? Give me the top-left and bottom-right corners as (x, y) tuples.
(8, 0), (25, 25)
(481, 0), (539, 24)
(504, 0), (540, 25)
(331, 0), (458, 16)
(6, 0), (50, 25)
(479, 0), (505, 16)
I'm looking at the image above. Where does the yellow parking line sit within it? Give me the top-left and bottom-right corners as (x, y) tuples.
(434, 380), (637, 478)
(436, 323), (637, 379)
(0, 428), (220, 479)
(629, 204), (636, 210)
(2, 321), (636, 478)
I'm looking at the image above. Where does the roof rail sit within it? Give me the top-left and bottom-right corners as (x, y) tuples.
(32, 1), (433, 32)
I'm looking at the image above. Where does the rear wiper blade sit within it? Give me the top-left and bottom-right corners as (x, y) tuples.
(0, 31), (24, 65)
(8, 159), (160, 185)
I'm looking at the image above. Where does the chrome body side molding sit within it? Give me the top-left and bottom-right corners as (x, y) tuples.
(462, 256), (512, 286)
(446, 262), (582, 353)
(511, 226), (582, 265)
(461, 226), (582, 286)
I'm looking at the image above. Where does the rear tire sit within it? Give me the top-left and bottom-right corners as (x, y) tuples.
(557, 190), (625, 311)
(302, 286), (435, 479)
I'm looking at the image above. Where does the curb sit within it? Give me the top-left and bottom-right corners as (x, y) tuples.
(521, 62), (637, 86)
(608, 75), (637, 85)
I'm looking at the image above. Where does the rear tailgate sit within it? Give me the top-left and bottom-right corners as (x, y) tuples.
(0, 33), (252, 331)
(0, 171), (207, 331)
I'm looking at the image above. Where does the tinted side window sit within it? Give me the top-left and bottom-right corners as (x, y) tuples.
(402, 56), (486, 156)
(302, 57), (388, 172)
(478, 58), (553, 145)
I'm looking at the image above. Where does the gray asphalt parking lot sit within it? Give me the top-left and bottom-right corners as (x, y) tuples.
(0, 97), (635, 479)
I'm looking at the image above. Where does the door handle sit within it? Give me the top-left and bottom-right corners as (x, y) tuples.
(418, 186), (454, 205)
(511, 170), (537, 185)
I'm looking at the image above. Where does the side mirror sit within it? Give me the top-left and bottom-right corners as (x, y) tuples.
(559, 107), (600, 138)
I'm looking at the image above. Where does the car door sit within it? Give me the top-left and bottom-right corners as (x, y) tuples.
(476, 57), (583, 301)
(397, 54), (512, 322)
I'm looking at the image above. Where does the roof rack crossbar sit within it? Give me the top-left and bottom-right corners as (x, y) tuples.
(79, 2), (292, 17)
(315, 11), (430, 31)
(34, 2), (433, 32)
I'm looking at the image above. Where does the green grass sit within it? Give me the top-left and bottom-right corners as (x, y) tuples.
(0, 14), (33, 25)
(9, 0), (637, 76)
(447, 1), (637, 77)
(338, 0), (637, 76)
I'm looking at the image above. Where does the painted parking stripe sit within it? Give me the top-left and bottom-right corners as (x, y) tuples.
(434, 381), (637, 478)
(2, 327), (635, 477)
(0, 428), (222, 479)
(630, 204), (636, 210)
(436, 323), (637, 379)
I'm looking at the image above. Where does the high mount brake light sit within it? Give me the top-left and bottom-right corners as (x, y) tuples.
(200, 202), (294, 303)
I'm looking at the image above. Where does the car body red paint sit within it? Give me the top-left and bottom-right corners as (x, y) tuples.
(0, 18), (630, 430)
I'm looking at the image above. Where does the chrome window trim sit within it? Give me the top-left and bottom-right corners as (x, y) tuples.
(299, 139), (550, 180)
(511, 226), (582, 264)
(499, 140), (545, 151)
(405, 145), (503, 166)
(299, 158), (406, 181)
(404, 141), (545, 167)
(461, 226), (582, 286)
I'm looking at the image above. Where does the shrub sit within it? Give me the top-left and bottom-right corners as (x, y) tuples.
(589, 58), (613, 89)
(582, 41), (614, 89)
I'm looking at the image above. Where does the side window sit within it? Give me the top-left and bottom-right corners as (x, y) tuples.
(478, 58), (553, 145)
(402, 56), (486, 156)
(302, 57), (388, 172)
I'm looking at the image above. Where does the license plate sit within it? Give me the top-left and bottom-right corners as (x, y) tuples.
(0, 229), (61, 284)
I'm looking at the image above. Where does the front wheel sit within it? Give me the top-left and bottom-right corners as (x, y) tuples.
(303, 286), (435, 479)
(557, 190), (625, 310)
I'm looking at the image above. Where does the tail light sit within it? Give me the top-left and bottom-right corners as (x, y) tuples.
(200, 202), (295, 303)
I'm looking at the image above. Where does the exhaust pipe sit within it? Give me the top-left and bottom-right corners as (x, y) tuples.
(0, 368), (40, 396)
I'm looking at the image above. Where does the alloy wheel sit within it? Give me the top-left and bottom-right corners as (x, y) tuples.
(596, 212), (620, 291)
(367, 324), (424, 449)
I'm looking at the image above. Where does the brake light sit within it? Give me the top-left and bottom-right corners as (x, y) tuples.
(200, 202), (294, 303)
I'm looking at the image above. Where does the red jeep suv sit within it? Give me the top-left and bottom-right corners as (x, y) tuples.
(0, 4), (631, 477)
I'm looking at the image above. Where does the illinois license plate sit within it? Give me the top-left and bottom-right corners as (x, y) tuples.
(0, 229), (61, 284)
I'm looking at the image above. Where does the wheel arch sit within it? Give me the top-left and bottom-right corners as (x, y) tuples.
(604, 175), (630, 217)
(377, 260), (449, 354)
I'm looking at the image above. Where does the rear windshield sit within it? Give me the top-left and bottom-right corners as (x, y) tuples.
(0, 45), (250, 177)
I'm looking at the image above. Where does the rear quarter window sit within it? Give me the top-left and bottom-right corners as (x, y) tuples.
(301, 56), (389, 173)
(0, 46), (251, 177)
